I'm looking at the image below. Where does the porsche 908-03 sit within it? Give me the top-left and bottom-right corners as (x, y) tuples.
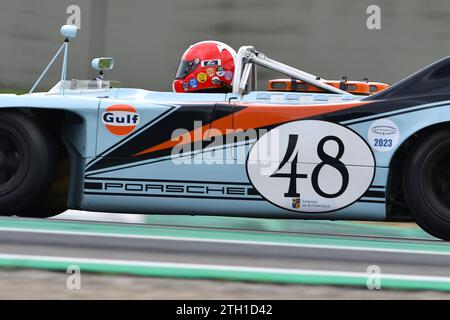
(2, 25), (450, 240)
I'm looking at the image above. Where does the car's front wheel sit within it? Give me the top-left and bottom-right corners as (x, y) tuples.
(403, 129), (450, 240)
(0, 110), (56, 216)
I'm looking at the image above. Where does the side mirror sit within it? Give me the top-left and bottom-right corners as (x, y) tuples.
(91, 57), (114, 71)
(60, 25), (77, 39)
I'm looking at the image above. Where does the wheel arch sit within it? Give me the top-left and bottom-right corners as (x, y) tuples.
(0, 106), (86, 212)
(387, 121), (450, 220)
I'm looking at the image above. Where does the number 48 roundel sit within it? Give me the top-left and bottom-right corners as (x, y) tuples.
(246, 120), (375, 213)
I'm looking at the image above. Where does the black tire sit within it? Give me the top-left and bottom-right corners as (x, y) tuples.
(403, 129), (450, 240)
(0, 110), (56, 216)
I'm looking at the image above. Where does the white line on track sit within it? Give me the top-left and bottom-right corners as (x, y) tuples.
(1, 252), (450, 284)
(0, 226), (450, 256)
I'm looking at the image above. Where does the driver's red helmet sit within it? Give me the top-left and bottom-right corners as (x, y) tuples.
(173, 41), (237, 93)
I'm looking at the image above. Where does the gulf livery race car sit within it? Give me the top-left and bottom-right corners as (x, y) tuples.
(2, 25), (450, 240)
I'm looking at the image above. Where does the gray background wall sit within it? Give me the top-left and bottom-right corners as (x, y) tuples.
(1, 0), (450, 91)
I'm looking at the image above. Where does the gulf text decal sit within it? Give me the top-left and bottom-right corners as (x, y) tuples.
(102, 104), (140, 136)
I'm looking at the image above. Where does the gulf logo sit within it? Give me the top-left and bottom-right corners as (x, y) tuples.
(102, 104), (140, 136)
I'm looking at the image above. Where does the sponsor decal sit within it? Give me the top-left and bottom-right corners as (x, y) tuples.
(84, 179), (261, 200)
(206, 67), (216, 77)
(216, 66), (225, 77)
(102, 104), (140, 136)
(224, 70), (233, 81)
(188, 78), (198, 89)
(247, 120), (375, 213)
(197, 72), (207, 83)
(182, 82), (189, 91)
(292, 197), (301, 209)
(211, 76), (221, 85)
(368, 118), (399, 152)
(201, 59), (221, 67)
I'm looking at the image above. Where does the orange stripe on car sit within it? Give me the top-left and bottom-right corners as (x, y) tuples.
(133, 101), (369, 157)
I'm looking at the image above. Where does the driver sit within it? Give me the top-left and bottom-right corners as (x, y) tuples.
(173, 41), (236, 93)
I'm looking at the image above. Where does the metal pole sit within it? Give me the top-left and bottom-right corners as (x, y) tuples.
(60, 40), (69, 95)
(29, 42), (66, 94)
(232, 46), (255, 93)
(251, 54), (350, 95)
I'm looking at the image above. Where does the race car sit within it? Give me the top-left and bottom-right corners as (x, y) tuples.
(2, 25), (450, 240)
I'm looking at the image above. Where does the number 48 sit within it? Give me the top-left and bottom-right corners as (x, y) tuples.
(270, 134), (349, 199)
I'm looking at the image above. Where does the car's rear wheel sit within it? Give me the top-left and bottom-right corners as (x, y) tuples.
(403, 129), (450, 240)
(0, 110), (56, 216)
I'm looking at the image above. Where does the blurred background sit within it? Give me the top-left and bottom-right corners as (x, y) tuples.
(1, 0), (450, 91)
(2, 1), (450, 299)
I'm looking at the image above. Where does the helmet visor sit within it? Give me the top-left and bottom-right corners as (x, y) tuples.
(175, 60), (195, 79)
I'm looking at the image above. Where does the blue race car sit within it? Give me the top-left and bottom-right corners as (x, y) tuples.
(2, 25), (450, 240)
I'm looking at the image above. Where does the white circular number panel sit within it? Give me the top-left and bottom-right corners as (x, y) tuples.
(247, 120), (375, 213)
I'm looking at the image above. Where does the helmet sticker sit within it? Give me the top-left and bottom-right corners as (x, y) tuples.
(197, 72), (207, 83)
(224, 70), (233, 81)
(188, 78), (198, 88)
(206, 68), (216, 77)
(216, 66), (225, 77)
(201, 59), (221, 67)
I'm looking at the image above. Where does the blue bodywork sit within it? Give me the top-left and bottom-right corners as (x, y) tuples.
(1, 70), (449, 222)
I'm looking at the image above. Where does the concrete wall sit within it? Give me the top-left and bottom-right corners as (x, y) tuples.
(1, 0), (450, 91)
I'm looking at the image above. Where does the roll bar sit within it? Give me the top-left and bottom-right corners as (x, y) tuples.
(231, 46), (351, 95)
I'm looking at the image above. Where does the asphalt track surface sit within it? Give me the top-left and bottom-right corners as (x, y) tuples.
(1, 216), (450, 292)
